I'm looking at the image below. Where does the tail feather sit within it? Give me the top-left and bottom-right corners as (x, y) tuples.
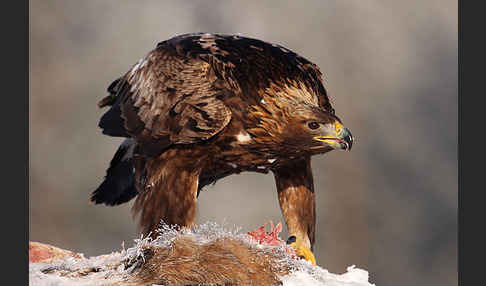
(91, 139), (139, 206)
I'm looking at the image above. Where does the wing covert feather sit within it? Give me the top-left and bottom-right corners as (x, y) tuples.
(114, 46), (232, 151)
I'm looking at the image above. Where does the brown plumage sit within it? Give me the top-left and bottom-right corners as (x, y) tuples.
(91, 33), (354, 259)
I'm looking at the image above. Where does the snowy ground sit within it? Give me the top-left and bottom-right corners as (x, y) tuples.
(29, 222), (375, 286)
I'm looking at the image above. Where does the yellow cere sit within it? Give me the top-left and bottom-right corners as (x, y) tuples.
(334, 121), (343, 134)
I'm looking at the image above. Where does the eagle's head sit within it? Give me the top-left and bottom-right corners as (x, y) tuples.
(247, 83), (354, 156)
(284, 108), (353, 154)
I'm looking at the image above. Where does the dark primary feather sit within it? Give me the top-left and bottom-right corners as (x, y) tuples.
(97, 77), (122, 108)
(99, 103), (129, 137)
(98, 78), (131, 137)
(91, 139), (138, 206)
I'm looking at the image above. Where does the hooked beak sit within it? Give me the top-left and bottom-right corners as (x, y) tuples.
(314, 122), (354, 151)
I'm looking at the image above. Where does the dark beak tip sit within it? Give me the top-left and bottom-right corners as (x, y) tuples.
(343, 128), (354, 151)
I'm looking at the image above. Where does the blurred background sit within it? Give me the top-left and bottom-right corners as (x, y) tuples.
(29, 1), (457, 285)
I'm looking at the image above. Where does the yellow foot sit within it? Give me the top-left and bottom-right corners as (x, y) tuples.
(286, 235), (316, 265)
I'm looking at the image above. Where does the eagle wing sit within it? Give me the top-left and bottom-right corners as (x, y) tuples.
(98, 43), (232, 155)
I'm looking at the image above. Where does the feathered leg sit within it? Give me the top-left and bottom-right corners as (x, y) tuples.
(132, 149), (201, 237)
(273, 156), (316, 264)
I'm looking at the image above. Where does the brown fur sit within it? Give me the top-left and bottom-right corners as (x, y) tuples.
(121, 237), (290, 286)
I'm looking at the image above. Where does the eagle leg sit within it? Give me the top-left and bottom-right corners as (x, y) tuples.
(273, 156), (316, 264)
(132, 149), (200, 237)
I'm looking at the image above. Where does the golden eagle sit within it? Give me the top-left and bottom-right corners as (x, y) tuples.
(91, 33), (353, 264)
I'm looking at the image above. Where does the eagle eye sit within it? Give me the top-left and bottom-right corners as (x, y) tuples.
(307, 122), (320, 130)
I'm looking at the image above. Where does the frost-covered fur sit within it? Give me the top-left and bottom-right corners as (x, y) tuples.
(29, 222), (375, 286)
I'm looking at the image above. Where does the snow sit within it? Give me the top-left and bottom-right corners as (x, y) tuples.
(29, 221), (375, 286)
(280, 264), (375, 286)
(29, 252), (128, 286)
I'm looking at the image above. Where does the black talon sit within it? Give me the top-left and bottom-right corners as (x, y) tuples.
(286, 235), (297, 244)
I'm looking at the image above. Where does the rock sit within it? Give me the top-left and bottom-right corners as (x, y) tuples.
(29, 241), (82, 263)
